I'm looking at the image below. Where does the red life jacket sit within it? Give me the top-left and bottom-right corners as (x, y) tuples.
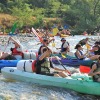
(12, 48), (23, 57)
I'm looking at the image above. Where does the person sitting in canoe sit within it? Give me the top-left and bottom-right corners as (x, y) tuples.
(36, 47), (69, 77)
(38, 38), (54, 55)
(74, 44), (100, 60)
(88, 56), (100, 82)
(78, 38), (89, 46)
(0, 50), (16, 60)
(57, 38), (70, 55)
(9, 37), (24, 60)
(88, 45), (100, 57)
(93, 41), (100, 55)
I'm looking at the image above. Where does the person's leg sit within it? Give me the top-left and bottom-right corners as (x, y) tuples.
(54, 73), (61, 77)
(58, 71), (68, 78)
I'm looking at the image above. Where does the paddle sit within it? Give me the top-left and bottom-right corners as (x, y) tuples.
(86, 43), (91, 50)
(50, 43), (71, 75)
(31, 27), (43, 43)
(52, 54), (71, 75)
(52, 27), (59, 36)
(51, 40), (67, 58)
(47, 43), (71, 75)
(3, 40), (9, 52)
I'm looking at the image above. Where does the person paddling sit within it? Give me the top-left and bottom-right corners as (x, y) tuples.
(88, 56), (100, 82)
(74, 44), (100, 60)
(38, 38), (54, 55)
(78, 38), (89, 46)
(9, 37), (24, 60)
(57, 38), (70, 55)
(36, 47), (69, 77)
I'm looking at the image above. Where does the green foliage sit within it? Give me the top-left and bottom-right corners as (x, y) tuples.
(0, 0), (100, 34)
(33, 16), (44, 28)
(10, 2), (33, 28)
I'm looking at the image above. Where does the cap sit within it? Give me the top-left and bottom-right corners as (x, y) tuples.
(61, 38), (66, 41)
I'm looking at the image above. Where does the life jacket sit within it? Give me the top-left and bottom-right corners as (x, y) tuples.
(74, 50), (85, 60)
(11, 47), (23, 57)
(61, 42), (69, 52)
(36, 57), (53, 74)
(93, 62), (100, 81)
(40, 58), (51, 73)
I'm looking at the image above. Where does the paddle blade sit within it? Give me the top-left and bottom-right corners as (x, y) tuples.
(79, 65), (90, 73)
(52, 42), (55, 47)
(86, 43), (90, 50)
(32, 27), (43, 43)
(52, 28), (59, 36)
(61, 54), (66, 58)
(11, 22), (17, 34)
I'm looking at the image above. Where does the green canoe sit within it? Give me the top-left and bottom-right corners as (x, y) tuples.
(1, 67), (100, 95)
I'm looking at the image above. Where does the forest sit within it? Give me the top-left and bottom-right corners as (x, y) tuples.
(0, 0), (100, 35)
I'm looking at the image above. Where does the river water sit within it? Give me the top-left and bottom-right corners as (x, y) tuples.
(0, 35), (100, 100)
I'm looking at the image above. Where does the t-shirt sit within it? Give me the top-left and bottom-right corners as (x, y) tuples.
(63, 42), (69, 48)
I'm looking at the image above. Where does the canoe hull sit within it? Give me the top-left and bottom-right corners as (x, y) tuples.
(0, 60), (19, 70)
(1, 67), (100, 95)
(52, 58), (94, 67)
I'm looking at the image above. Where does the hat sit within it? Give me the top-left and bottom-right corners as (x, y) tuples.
(61, 38), (66, 41)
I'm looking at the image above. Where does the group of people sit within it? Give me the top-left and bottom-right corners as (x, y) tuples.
(74, 38), (100, 61)
(0, 35), (100, 81)
(35, 37), (71, 77)
(74, 38), (100, 82)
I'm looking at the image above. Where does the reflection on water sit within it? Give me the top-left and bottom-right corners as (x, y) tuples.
(0, 35), (100, 100)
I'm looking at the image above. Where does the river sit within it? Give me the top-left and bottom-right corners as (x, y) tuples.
(0, 35), (100, 100)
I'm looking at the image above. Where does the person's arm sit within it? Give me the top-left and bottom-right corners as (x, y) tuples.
(9, 37), (20, 48)
(39, 49), (51, 60)
(88, 64), (100, 76)
(48, 38), (55, 44)
(76, 51), (87, 59)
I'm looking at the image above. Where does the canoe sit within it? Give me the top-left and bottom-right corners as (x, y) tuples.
(49, 34), (69, 37)
(2, 67), (100, 95)
(52, 58), (94, 67)
(0, 59), (36, 71)
(60, 34), (69, 37)
(0, 60), (19, 70)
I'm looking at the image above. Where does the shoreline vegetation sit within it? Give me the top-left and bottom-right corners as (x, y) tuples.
(0, 13), (99, 36)
(0, 0), (100, 35)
